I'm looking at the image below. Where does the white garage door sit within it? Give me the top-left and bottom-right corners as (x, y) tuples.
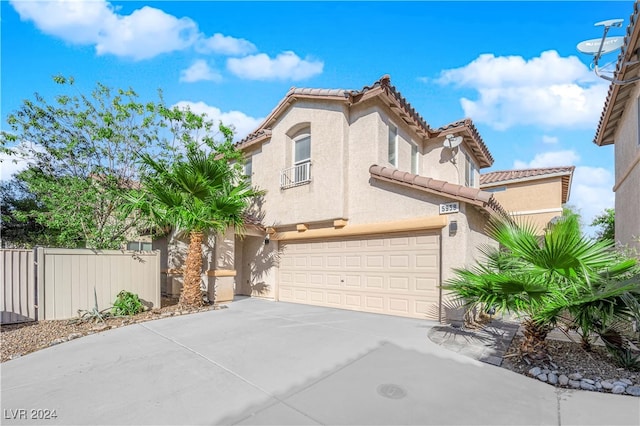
(278, 231), (440, 319)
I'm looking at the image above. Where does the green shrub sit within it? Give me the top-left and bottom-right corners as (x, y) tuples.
(112, 291), (144, 316)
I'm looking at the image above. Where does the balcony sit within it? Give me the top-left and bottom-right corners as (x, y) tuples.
(280, 162), (311, 189)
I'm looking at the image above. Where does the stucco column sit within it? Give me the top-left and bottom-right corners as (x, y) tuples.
(206, 228), (236, 303)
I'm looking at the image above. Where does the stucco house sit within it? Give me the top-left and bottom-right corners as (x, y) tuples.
(157, 74), (505, 321)
(595, 2), (640, 251)
(480, 166), (575, 235)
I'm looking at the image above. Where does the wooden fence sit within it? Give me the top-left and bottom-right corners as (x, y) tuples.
(1, 248), (160, 323)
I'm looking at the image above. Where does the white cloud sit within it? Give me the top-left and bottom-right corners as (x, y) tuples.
(11, 1), (198, 61)
(513, 150), (614, 236)
(172, 101), (263, 141)
(227, 51), (323, 81)
(571, 166), (615, 235)
(436, 50), (609, 130)
(11, 0), (115, 44)
(0, 142), (45, 181)
(180, 60), (222, 83)
(197, 33), (256, 56)
(96, 7), (199, 60)
(541, 135), (559, 144)
(513, 150), (579, 169)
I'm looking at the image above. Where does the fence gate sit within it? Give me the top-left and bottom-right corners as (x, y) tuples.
(1, 249), (38, 324)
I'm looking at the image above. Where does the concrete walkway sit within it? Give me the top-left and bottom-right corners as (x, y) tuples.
(1, 298), (638, 425)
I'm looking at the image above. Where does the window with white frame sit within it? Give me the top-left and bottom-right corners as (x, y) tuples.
(244, 156), (252, 184)
(281, 131), (311, 189)
(388, 123), (398, 167)
(411, 142), (419, 174)
(465, 152), (477, 187)
(127, 241), (152, 251)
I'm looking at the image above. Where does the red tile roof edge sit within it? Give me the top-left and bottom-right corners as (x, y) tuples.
(235, 76), (494, 169)
(369, 164), (507, 216)
(594, 1), (640, 146)
(479, 166), (575, 185)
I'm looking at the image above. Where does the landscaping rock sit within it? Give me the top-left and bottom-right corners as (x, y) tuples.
(613, 381), (629, 388)
(568, 373), (582, 381)
(620, 378), (633, 386)
(558, 375), (569, 386)
(49, 338), (66, 346)
(625, 386), (640, 397)
(569, 380), (581, 389)
(580, 382), (596, 391)
(595, 382), (602, 390)
(548, 373), (558, 385)
(612, 385), (626, 394)
(582, 378), (595, 385)
(67, 333), (83, 340)
(537, 373), (548, 382)
(601, 381), (613, 390)
(528, 367), (542, 377)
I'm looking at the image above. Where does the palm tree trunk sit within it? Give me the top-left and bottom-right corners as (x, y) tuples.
(520, 318), (552, 360)
(180, 231), (205, 307)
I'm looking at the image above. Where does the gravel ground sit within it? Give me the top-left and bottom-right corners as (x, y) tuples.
(501, 336), (639, 385)
(2, 303), (638, 393)
(1, 297), (219, 363)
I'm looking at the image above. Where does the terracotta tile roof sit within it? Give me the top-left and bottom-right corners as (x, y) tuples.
(480, 166), (575, 203)
(595, 2), (640, 146)
(369, 164), (506, 216)
(235, 75), (494, 168)
(432, 119), (494, 168)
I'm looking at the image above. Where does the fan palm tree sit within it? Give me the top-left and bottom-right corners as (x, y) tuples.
(445, 214), (639, 358)
(126, 148), (261, 307)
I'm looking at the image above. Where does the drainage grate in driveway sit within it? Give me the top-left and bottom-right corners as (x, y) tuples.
(377, 384), (407, 399)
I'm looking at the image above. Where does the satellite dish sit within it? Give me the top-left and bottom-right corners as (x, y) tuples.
(595, 19), (623, 28)
(577, 37), (624, 55)
(577, 17), (638, 85)
(443, 134), (462, 149)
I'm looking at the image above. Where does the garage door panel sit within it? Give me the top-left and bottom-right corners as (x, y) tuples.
(388, 298), (409, 314)
(326, 292), (342, 305)
(327, 256), (341, 268)
(345, 255), (361, 268)
(365, 276), (384, 289)
(389, 255), (409, 268)
(278, 231), (440, 319)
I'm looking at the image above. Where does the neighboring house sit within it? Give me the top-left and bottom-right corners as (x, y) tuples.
(595, 2), (640, 251)
(480, 166), (575, 235)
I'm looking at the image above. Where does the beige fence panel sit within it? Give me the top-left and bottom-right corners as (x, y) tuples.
(39, 248), (160, 320)
(1, 249), (37, 323)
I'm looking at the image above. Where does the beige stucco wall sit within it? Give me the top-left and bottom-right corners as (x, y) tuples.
(611, 83), (640, 252)
(485, 177), (564, 234)
(247, 99), (348, 227)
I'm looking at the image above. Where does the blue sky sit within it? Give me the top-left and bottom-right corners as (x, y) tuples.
(1, 1), (633, 234)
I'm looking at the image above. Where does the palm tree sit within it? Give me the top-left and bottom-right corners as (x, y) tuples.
(126, 148), (261, 307)
(445, 213), (639, 359)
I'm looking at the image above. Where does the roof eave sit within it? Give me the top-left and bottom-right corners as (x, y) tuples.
(594, 2), (640, 146)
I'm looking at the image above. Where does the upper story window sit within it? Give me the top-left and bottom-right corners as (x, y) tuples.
(388, 123), (398, 167)
(294, 133), (311, 166)
(281, 129), (311, 189)
(244, 156), (253, 184)
(411, 142), (419, 175)
(484, 186), (506, 193)
(465, 152), (477, 187)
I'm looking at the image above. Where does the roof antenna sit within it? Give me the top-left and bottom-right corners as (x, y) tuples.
(577, 19), (637, 85)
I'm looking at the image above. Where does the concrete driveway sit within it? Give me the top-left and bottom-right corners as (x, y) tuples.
(1, 298), (638, 425)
